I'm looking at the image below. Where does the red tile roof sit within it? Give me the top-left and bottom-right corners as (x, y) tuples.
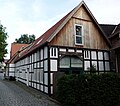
(10, 43), (29, 58)
(7, 43), (30, 64)
(15, 6), (74, 61)
(30, 13), (70, 52)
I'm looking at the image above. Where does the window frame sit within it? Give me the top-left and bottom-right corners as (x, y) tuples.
(50, 47), (57, 57)
(59, 55), (83, 74)
(74, 24), (84, 45)
(84, 50), (90, 59)
(59, 55), (83, 71)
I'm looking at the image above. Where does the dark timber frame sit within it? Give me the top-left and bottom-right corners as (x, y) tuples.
(15, 44), (112, 96)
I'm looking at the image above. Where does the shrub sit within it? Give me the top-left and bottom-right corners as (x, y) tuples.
(87, 64), (97, 74)
(56, 73), (120, 106)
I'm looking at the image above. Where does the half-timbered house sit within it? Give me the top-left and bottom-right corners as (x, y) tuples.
(9, 1), (113, 95)
(5, 43), (29, 79)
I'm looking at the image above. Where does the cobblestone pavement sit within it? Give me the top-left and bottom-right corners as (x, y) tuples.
(0, 72), (4, 80)
(0, 79), (60, 106)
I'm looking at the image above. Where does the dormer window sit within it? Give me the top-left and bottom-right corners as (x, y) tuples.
(74, 24), (83, 45)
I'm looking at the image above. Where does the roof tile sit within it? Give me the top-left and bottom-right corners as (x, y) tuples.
(10, 43), (29, 58)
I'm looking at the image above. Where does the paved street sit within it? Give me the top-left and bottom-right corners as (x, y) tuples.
(0, 72), (4, 80)
(0, 79), (60, 106)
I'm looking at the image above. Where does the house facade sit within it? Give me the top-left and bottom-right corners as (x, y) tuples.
(100, 24), (120, 72)
(109, 24), (120, 72)
(12, 1), (112, 96)
(5, 43), (29, 79)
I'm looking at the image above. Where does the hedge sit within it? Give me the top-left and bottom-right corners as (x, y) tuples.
(56, 73), (120, 106)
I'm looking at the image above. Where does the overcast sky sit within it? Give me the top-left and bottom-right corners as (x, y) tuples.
(0, 0), (119, 59)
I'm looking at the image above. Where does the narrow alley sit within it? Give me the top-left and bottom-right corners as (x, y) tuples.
(0, 78), (59, 106)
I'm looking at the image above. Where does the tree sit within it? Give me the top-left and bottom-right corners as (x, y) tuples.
(0, 24), (8, 62)
(15, 34), (36, 44)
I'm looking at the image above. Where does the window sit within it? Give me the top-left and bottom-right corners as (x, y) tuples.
(34, 52), (37, 62)
(50, 47), (57, 57)
(75, 24), (83, 45)
(40, 69), (43, 83)
(37, 69), (40, 82)
(84, 50), (89, 59)
(60, 56), (70, 68)
(71, 56), (82, 67)
(60, 56), (83, 70)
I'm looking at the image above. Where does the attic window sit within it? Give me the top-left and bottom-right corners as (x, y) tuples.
(74, 24), (83, 45)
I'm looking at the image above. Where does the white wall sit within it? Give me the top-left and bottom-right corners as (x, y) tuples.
(9, 64), (15, 77)
(15, 46), (49, 94)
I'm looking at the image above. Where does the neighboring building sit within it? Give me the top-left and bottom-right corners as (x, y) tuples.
(10, 43), (29, 58)
(100, 24), (120, 72)
(10, 1), (112, 96)
(5, 43), (29, 79)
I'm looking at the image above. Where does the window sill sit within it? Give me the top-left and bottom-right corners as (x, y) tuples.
(75, 43), (84, 47)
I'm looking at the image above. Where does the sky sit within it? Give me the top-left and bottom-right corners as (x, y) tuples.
(0, 0), (120, 59)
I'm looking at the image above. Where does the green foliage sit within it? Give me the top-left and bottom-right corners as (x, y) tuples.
(56, 73), (120, 106)
(15, 34), (35, 44)
(0, 24), (8, 62)
(87, 64), (97, 74)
